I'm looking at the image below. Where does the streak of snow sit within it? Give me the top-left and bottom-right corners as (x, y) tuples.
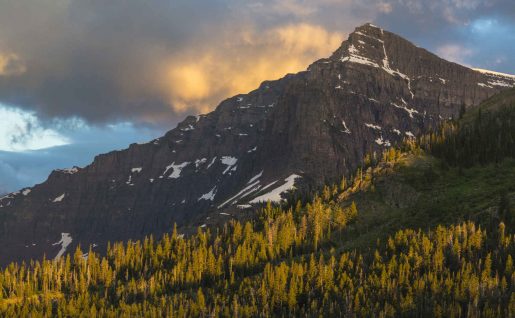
(131, 167), (142, 173)
(478, 83), (493, 88)
(126, 175), (133, 186)
(247, 146), (257, 153)
(237, 204), (252, 209)
(199, 186), (217, 201)
(53, 193), (65, 202)
(341, 120), (351, 134)
(207, 157), (217, 169)
(217, 180), (261, 208)
(391, 99), (419, 118)
(22, 188), (31, 196)
(52, 233), (72, 260)
(354, 31), (383, 42)
(248, 171), (263, 184)
(249, 174), (301, 203)
(488, 80), (514, 88)
(365, 123), (382, 130)
(393, 129), (401, 135)
(405, 131), (415, 138)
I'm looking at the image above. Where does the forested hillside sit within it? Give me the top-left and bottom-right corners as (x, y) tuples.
(1, 91), (515, 317)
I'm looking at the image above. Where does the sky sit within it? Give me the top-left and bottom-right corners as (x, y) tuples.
(0, 0), (514, 193)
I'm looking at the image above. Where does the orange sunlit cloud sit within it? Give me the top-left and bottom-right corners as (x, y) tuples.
(159, 23), (344, 114)
(0, 52), (26, 76)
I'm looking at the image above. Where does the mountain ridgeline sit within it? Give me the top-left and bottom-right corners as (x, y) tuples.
(1, 23), (515, 265)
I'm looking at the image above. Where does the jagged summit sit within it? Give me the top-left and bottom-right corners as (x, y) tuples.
(1, 24), (514, 265)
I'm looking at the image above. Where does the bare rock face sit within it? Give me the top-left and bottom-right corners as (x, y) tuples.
(1, 23), (514, 264)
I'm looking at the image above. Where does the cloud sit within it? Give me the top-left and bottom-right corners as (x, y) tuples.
(0, 52), (26, 76)
(0, 0), (513, 128)
(0, 121), (163, 194)
(159, 23), (343, 114)
(0, 104), (69, 151)
(436, 44), (474, 66)
(0, 0), (382, 126)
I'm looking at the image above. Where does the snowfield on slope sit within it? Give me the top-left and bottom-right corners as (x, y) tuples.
(249, 174), (301, 203)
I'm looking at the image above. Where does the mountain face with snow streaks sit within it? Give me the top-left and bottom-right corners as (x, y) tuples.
(1, 23), (514, 264)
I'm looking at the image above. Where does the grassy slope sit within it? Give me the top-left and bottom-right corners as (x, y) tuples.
(338, 89), (515, 250)
(339, 153), (515, 250)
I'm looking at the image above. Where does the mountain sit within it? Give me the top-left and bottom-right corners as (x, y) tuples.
(1, 23), (515, 265)
(2, 90), (514, 316)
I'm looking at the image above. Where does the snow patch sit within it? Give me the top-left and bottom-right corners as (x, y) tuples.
(375, 136), (391, 147)
(195, 158), (207, 169)
(393, 129), (401, 135)
(247, 146), (257, 153)
(180, 124), (195, 131)
(163, 161), (190, 179)
(221, 156), (238, 175)
(52, 233), (72, 260)
(365, 123), (382, 130)
(126, 175), (134, 186)
(131, 167), (142, 173)
(56, 167), (79, 174)
(22, 188), (31, 196)
(405, 131), (415, 138)
(249, 174), (301, 203)
(53, 193), (65, 203)
(341, 120), (351, 134)
(199, 186), (217, 201)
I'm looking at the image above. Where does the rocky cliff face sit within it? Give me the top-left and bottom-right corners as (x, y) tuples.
(1, 23), (514, 265)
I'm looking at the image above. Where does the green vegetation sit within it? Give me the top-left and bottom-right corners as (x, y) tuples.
(1, 91), (515, 317)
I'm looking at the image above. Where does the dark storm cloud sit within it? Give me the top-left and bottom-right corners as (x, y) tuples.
(0, 0), (230, 125)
